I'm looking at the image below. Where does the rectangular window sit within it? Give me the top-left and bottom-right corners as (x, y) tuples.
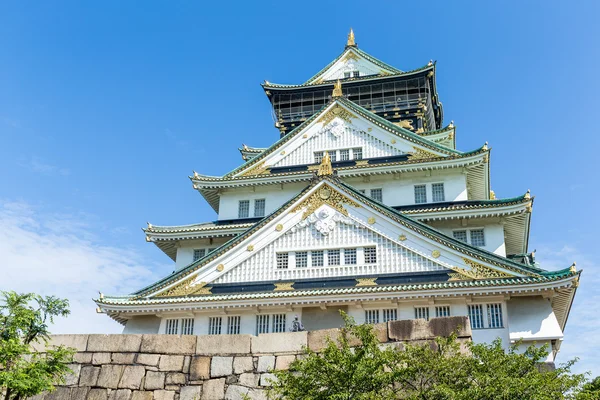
(312, 250), (324, 267)
(254, 199), (266, 217)
(352, 71), (360, 78)
(238, 200), (250, 218)
(432, 183), (445, 202)
(470, 229), (486, 247)
(435, 306), (451, 318)
(314, 151), (324, 163)
(382, 309), (398, 322)
(193, 249), (206, 262)
(272, 314), (286, 333)
(340, 149), (350, 161)
(328, 249), (340, 266)
(487, 304), (503, 328)
(365, 310), (380, 324)
(370, 188), (383, 202)
(353, 148), (363, 160)
(295, 251), (308, 268)
(344, 71), (351, 78)
(329, 152), (337, 162)
(227, 316), (241, 335)
(344, 248), (357, 265)
(414, 185), (427, 204)
(453, 230), (468, 243)
(208, 317), (222, 335)
(415, 307), (430, 321)
(181, 318), (194, 335)
(276, 253), (289, 269)
(165, 319), (179, 335)
(364, 247), (377, 264)
(468, 304), (484, 330)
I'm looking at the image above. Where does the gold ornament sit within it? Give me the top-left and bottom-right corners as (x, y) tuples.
(291, 184), (361, 219)
(332, 79), (343, 98)
(347, 28), (356, 47)
(398, 234), (407, 241)
(368, 217), (376, 225)
(274, 282), (295, 291)
(156, 277), (211, 298)
(216, 264), (224, 272)
(239, 161), (269, 177)
(448, 258), (513, 281)
(318, 104), (356, 126)
(407, 147), (439, 160)
(318, 151), (333, 176)
(247, 245), (254, 251)
(356, 278), (377, 287)
(432, 250), (441, 258)
(275, 224), (283, 231)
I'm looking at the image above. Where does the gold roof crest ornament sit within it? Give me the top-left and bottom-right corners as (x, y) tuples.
(332, 79), (343, 98)
(318, 151), (334, 176)
(347, 28), (356, 47)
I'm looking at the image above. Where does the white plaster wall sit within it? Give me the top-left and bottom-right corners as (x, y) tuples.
(507, 296), (563, 341)
(437, 223), (506, 257)
(175, 238), (231, 270)
(318, 51), (387, 81)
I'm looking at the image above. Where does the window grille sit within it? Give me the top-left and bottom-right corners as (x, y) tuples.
(329, 152), (337, 162)
(238, 200), (250, 218)
(276, 253), (289, 269)
(193, 249), (206, 261)
(254, 199), (266, 217)
(256, 315), (270, 334)
(470, 229), (486, 247)
(382, 309), (398, 322)
(487, 304), (503, 328)
(468, 304), (484, 330)
(365, 310), (380, 324)
(295, 252), (308, 268)
(165, 319), (179, 335)
(328, 249), (340, 266)
(435, 306), (451, 318)
(370, 188), (383, 202)
(314, 151), (324, 163)
(208, 317), (222, 335)
(414, 185), (427, 204)
(453, 230), (468, 243)
(340, 149), (350, 161)
(364, 247), (377, 264)
(352, 71), (360, 78)
(415, 307), (430, 321)
(312, 250), (324, 267)
(272, 314), (286, 333)
(353, 148), (363, 160)
(344, 71), (351, 78)
(344, 248), (357, 265)
(181, 318), (194, 335)
(227, 316), (241, 335)
(432, 183), (445, 202)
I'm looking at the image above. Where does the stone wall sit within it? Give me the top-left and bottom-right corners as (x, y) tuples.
(31, 317), (471, 400)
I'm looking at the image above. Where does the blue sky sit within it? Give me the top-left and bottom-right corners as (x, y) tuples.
(1, 1), (599, 376)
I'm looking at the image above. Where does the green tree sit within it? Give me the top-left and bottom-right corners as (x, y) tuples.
(268, 313), (589, 400)
(577, 376), (600, 399)
(0, 291), (75, 400)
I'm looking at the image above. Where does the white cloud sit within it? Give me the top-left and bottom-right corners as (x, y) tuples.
(19, 156), (70, 176)
(0, 200), (160, 334)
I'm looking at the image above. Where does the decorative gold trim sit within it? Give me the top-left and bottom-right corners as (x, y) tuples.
(280, 151), (285, 155)
(216, 264), (224, 272)
(367, 127), (372, 132)
(332, 79), (343, 98)
(247, 245), (254, 251)
(303, 133), (308, 138)
(347, 28), (356, 47)
(356, 278), (377, 287)
(274, 282), (295, 291)
(570, 262), (576, 273)
(390, 139), (396, 144)
(368, 217), (376, 225)
(239, 161), (269, 177)
(318, 151), (333, 176)
(355, 160), (369, 166)
(407, 148), (439, 160)
(394, 120), (414, 130)
(432, 250), (441, 258)
(318, 104), (356, 126)
(398, 234), (407, 241)
(449, 258), (513, 281)
(156, 277), (211, 298)
(490, 190), (496, 200)
(342, 51), (359, 62)
(290, 183), (361, 219)
(275, 224), (283, 231)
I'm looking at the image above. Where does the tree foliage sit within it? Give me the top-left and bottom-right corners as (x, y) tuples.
(268, 313), (591, 400)
(0, 291), (75, 400)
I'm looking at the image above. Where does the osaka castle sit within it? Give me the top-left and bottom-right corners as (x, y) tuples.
(96, 30), (580, 362)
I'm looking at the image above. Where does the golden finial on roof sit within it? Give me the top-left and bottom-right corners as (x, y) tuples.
(449, 120), (454, 128)
(483, 141), (488, 151)
(347, 28), (356, 47)
(332, 79), (343, 98)
(490, 190), (496, 200)
(317, 151), (333, 176)
(524, 189), (531, 200)
(570, 262), (577, 273)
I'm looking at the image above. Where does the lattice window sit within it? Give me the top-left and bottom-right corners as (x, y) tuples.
(295, 252), (308, 268)
(254, 199), (266, 217)
(487, 304), (503, 328)
(344, 71), (351, 78)
(364, 247), (377, 264)
(370, 188), (383, 202)
(227, 316), (241, 335)
(193, 249), (206, 262)
(272, 314), (287, 333)
(344, 248), (357, 265)
(453, 230), (468, 243)
(470, 230), (486, 247)
(329, 152), (337, 162)
(468, 304), (484, 330)
(256, 315), (270, 334)
(165, 319), (179, 335)
(208, 317), (222, 335)
(314, 151), (324, 163)
(415, 307), (430, 321)
(340, 149), (350, 161)
(276, 253), (289, 269)
(432, 183), (445, 202)
(312, 250), (324, 267)
(414, 185), (427, 204)
(238, 200), (250, 218)
(365, 310), (380, 324)
(181, 318), (194, 335)
(382, 309), (398, 322)
(435, 306), (451, 318)
(328, 249), (340, 266)
(352, 71), (360, 78)
(353, 148), (363, 160)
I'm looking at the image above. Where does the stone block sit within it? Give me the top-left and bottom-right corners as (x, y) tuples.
(201, 379), (225, 400)
(238, 373), (260, 387)
(79, 366), (101, 386)
(65, 363), (81, 386)
(109, 389), (132, 400)
(71, 387), (90, 400)
(73, 352), (93, 364)
(251, 332), (307, 354)
(190, 356), (211, 380)
(183, 355), (191, 374)
(112, 353), (138, 364)
(141, 335), (196, 355)
(275, 355), (295, 370)
(144, 371), (165, 390)
(372, 323), (388, 343)
(256, 356), (275, 372)
(92, 352), (112, 365)
(88, 335), (142, 353)
(225, 385), (249, 400)
(259, 373), (278, 387)
(165, 372), (186, 385)
(131, 392), (153, 400)
(180, 386), (202, 400)
(196, 335), (252, 355)
(429, 316), (471, 338)
(32, 334), (89, 352)
(308, 326), (382, 352)
(119, 366), (146, 389)
(210, 356), (233, 377)
(45, 387), (71, 400)
(152, 390), (175, 400)
(97, 365), (125, 389)
(136, 354), (160, 366)
(246, 389), (268, 400)
(233, 356), (254, 374)
(88, 389), (109, 400)
(158, 355), (184, 372)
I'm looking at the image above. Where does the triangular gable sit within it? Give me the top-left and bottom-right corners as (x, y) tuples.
(142, 178), (541, 299)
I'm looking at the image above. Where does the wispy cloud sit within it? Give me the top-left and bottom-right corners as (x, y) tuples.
(0, 200), (160, 334)
(19, 156), (70, 176)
